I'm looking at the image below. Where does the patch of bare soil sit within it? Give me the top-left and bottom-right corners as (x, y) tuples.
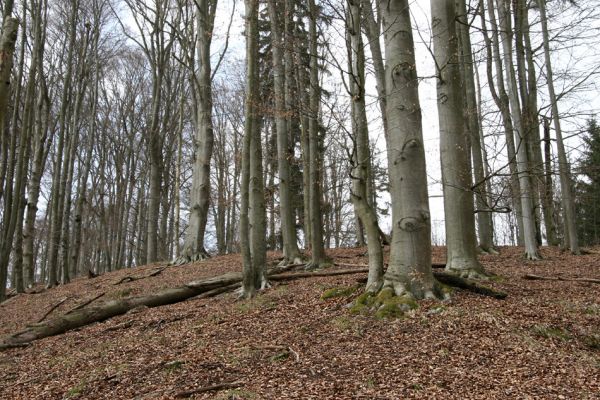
(0, 246), (598, 399)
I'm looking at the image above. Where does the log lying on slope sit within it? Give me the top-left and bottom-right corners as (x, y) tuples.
(523, 274), (600, 284)
(0, 266), (506, 349)
(0, 268), (364, 349)
(0, 272), (244, 350)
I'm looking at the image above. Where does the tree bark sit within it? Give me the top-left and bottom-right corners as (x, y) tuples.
(380, 0), (444, 299)
(267, 0), (301, 264)
(456, 0), (495, 254)
(307, 0), (326, 268)
(432, 0), (487, 278)
(347, 0), (383, 292)
(497, 0), (540, 259)
(481, 0), (524, 245)
(538, 0), (579, 254)
(178, 0), (216, 264)
(0, 17), (20, 300)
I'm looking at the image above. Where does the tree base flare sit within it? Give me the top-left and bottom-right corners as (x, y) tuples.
(277, 255), (305, 268)
(171, 251), (210, 266)
(304, 260), (333, 271)
(444, 267), (492, 280)
(524, 250), (542, 261)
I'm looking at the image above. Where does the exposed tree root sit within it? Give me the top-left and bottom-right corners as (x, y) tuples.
(277, 256), (305, 268)
(525, 250), (542, 261)
(434, 272), (507, 299)
(523, 274), (600, 284)
(444, 267), (492, 280)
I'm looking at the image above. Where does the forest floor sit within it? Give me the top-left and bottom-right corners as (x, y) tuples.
(0, 246), (599, 399)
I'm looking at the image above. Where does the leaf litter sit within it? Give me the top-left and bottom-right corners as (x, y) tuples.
(0, 246), (598, 399)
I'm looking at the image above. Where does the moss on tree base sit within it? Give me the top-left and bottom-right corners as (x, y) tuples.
(350, 287), (418, 320)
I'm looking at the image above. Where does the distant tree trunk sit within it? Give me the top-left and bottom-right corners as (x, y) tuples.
(481, 0), (524, 246)
(380, 0), (444, 299)
(307, 0), (326, 268)
(346, 0), (383, 292)
(46, 0), (79, 286)
(456, 0), (495, 254)
(538, 0), (579, 254)
(497, 0), (539, 259)
(240, 0), (267, 298)
(432, 0), (487, 278)
(542, 117), (558, 245)
(267, 0), (301, 264)
(520, 4), (555, 247)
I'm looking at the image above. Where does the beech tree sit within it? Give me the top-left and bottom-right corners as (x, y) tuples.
(431, 0), (488, 278)
(240, 0), (267, 298)
(346, 0), (383, 291)
(538, 0), (580, 254)
(379, 0), (444, 300)
(266, 0), (302, 265)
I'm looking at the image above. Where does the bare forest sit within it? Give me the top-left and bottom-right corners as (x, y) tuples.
(0, 0), (599, 398)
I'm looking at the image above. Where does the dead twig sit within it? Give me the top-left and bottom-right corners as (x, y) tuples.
(37, 297), (68, 323)
(523, 274), (600, 284)
(174, 381), (243, 398)
(113, 267), (166, 285)
(65, 292), (105, 314)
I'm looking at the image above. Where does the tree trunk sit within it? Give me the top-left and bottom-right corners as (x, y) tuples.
(541, 117), (559, 245)
(240, 0), (265, 298)
(538, 0), (579, 254)
(497, 0), (539, 259)
(0, 17), (20, 300)
(361, 0), (387, 137)
(267, 0), (301, 264)
(178, 0), (216, 264)
(432, 0), (486, 278)
(380, 0), (444, 299)
(307, 0), (325, 268)
(481, 0), (524, 246)
(347, 0), (383, 292)
(456, 0), (495, 254)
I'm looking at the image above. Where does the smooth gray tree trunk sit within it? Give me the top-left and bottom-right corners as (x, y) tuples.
(267, 0), (301, 264)
(178, 0), (216, 264)
(307, 0), (326, 268)
(432, 0), (487, 278)
(380, 0), (444, 299)
(497, 0), (540, 259)
(538, 0), (579, 254)
(456, 0), (496, 254)
(347, 0), (383, 292)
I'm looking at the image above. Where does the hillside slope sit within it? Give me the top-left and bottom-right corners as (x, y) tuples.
(0, 247), (598, 399)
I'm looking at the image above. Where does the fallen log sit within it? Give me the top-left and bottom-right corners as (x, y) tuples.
(0, 265), (505, 350)
(0, 267), (354, 349)
(523, 274), (600, 284)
